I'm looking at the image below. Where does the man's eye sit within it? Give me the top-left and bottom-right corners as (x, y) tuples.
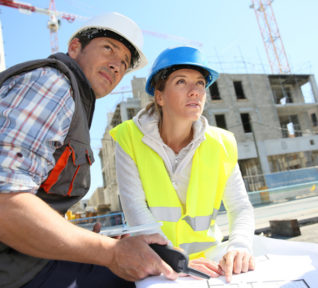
(104, 45), (112, 51)
(122, 61), (128, 71)
(198, 80), (206, 86)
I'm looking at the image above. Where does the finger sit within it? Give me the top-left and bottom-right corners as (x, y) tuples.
(112, 233), (131, 239)
(249, 256), (255, 271)
(157, 258), (179, 280)
(233, 252), (243, 274)
(240, 254), (249, 273)
(141, 241), (178, 280)
(205, 260), (223, 275)
(92, 222), (101, 233)
(190, 258), (222, 275)
(220, 253), (235, 282)
(112, 235), (121, 240)
(189, 262), (220, 278)
(144, 233), (168, 246)
(218, 263), (224, 275)
(219, 259), (227, 278)
(121, 233), (130, 239)
(174, 246), (185, 253)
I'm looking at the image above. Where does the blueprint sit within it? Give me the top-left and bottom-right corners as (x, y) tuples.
(205, 279), (309, 287)
(136, 236), (318, 288)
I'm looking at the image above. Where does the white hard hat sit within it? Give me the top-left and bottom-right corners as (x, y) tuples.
(69, 12), (147, 73)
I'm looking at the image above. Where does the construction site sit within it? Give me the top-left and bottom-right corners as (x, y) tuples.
(0, 1), (317, 223)
(86, 1), (318, 217)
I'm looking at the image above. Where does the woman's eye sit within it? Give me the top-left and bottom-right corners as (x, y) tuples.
(198, 80), (206, 86)
(176, 79), (185, 84)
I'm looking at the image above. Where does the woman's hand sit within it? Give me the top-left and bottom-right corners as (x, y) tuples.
(218, 250), (255, 282)
(181, 257), (223, 279)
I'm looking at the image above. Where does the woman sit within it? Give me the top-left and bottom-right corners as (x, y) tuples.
(110, 46), (255, 282)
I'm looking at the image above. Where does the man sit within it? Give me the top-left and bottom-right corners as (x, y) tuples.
(0, 12), (177, 288)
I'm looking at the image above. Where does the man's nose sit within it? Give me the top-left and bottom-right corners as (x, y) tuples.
(108, 56), (121, 74)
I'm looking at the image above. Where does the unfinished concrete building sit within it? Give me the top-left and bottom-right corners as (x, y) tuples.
(204, 73), (318, 191)
(99, 73), (318, 211)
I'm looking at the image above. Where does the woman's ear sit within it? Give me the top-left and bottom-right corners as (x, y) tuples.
(155, 90), (164, 107)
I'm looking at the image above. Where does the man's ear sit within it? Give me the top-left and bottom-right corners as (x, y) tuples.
(68, 38), (82, 59)
(155, 90), (164, 107)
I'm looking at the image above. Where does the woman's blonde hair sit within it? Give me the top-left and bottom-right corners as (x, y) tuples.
(145, 72), (166, 120)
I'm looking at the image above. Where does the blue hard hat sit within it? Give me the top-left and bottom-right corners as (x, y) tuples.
(145, 46), (219, 96)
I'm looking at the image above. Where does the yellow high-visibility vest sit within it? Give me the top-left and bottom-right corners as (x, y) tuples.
(110, 120), (237, 259)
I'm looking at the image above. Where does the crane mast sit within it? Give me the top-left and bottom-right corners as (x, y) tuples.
(48, 0), (58, 53)
(251, 0), (291, 74)
(0, 0), (87, 53)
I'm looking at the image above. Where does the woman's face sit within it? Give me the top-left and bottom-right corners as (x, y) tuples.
(155, 68), (206, 123)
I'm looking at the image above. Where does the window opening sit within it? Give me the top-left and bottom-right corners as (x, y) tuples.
(215, 114), (227, 129)
(234, 81), (246, 99)
(241, 113), (252, 133)
(209, 82), (221, 100)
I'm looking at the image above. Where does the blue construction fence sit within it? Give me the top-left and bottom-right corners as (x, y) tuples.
(247, 167), (318, 206)
(264, 166), (318, 188)
(70, 211), (126, 231)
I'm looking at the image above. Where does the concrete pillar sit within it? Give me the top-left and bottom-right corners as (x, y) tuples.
(309, 75), (318, 103)
(256, 141), (271, 175)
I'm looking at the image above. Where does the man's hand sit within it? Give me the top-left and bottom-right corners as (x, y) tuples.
(0, 193), (175, 282)
(218, 250), (255, 282)
(108, 233), (179, 282)
(186, 258), (223, 279)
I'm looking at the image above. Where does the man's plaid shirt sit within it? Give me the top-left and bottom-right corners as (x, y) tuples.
(0, 67), (75, 194)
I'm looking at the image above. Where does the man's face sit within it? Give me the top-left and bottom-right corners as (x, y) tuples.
(68, 36), (131, 98)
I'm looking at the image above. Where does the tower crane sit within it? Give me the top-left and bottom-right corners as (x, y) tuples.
(250, 0), (291, 74)
(0, 0), (87, 53)
(0, 0), (202, 56)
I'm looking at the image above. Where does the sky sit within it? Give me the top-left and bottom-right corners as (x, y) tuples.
(0, 0), (318, 199)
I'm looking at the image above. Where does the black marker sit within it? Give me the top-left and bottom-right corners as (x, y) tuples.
(150, 244), (210, 279)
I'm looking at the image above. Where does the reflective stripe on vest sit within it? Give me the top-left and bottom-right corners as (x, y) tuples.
(150, 207), (219, 231)
(183, 208), (219, 231)
(150, 207), (181, 222)
(110, 120), (237, 259)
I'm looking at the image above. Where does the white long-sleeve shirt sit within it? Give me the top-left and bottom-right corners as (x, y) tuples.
(115, 109), (255, 254)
